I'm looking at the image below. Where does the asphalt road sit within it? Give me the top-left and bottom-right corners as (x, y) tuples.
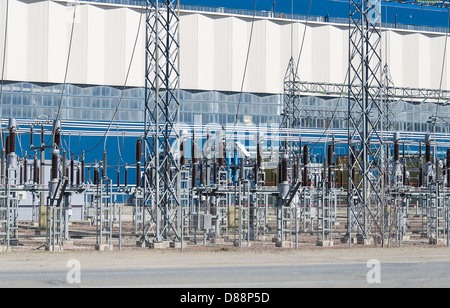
(2, 246), (450, 290)
(1, 256), (450, 288)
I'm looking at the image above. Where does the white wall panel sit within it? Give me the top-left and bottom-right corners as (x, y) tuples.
(197, 14), (214, 90)
(1, 0), (450, 95)
(27, 0), (48, 82)
(214, 17), (232, 92)
(5, 0), (28, 82)
(179, 13), (198, 90)
(104, 7), (126, 86)
(47, 1), (68, 83)
(86, 5), (105, 85)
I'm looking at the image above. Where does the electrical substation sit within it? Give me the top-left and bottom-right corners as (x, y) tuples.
(2, 0), (450, 253)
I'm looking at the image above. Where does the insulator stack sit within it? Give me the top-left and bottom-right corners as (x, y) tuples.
(51, 149), (59, 180)
(302, 144), (309, 186)
(279, 154), (288, 183)
(93, 165), (99, 185)
(327, 144), (333, 185)
(394, 141), (399, 162)
(34, 156), (39, 184)
(70, 157), (74, 185)
(447, 149), (450, 188)
(425, 140), (431, 163)
(136, 138), (143, 162)
(81, 151), (85, 184)
(76, 164), (80, 186)
(54, 120), (61, 149)
(24, 156), (28, 183)
(136, 163), (141, 188)
(125, 165), (128, 187)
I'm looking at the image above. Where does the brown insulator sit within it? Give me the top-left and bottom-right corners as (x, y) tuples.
(302, 144), (309, 186)
(54, 130), (61, 149)
(34, 157), (39, 184)
(425, 141), (431, 163)
(70, 157), (74, 185)
(76, 165), (80, 186)
(93, 165), (99, 185)
(394, 142), (399, 162)
(51, 150), (59, 180)
(9, 130), (15, 153)
(136, 163), (141, 187)
(23, 157), (28, 183)
(279, 154), (288, 183)
(136, 138), (142, 162)
(81, 152), (85, 183)
(40, 125), (44, 146)
(327, 144), (333, 184)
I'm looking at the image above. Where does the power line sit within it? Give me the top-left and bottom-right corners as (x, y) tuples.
(84, 1), (145, 154)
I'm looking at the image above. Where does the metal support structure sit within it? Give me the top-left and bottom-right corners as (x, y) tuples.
(347, 0), (384, 243)
(143, 0), (181, 244)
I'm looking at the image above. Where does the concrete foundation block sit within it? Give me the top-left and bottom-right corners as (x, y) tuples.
(0, 246), (11, 253)
(95, 244), (113, 251)
(150, 241), (170, 249)
(316, 240), (334, 247)
(275, 241), (293, 248)
(170, 241), (181, 249)
(429, 238), (446, 245)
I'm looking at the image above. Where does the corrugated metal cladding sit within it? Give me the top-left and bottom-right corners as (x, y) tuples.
(0, 0), (449, 93)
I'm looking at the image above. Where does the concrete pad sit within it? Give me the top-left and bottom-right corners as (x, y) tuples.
(429, 238), (446, 245)
(170, 241), (181, 249)
(0, 246), (11, 253)
(275, 241), (293, 248)
(316, 240), (334, 247)
(95, 244), (113, 251)
(150, 241), (170, 249)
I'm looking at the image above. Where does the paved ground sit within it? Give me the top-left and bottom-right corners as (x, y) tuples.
(1, 246), (450, 288)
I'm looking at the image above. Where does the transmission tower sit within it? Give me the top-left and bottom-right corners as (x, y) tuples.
(143, 0), (181, 244)
(347, 0), (385, 244)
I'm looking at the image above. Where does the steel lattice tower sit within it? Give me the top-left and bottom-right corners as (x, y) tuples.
(347, 0), (385, 242)
(143, 0), (181, 243)
(282, 58), (301, 132)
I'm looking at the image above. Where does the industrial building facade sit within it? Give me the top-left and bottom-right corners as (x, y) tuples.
(1, 0), (450, 159)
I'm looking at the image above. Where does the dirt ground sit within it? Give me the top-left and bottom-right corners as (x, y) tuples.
(3, 234), (450, 273)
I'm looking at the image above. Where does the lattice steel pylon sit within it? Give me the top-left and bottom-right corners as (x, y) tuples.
(282, 57), (301, 133)
(347, 0), (385, 243)
(143, 0), (181, 244)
